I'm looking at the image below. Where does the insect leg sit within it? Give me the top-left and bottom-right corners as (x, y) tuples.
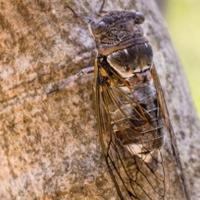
(98, 0), (106, 15)
(65, 4), (79, 19)
(65, 3), (87, 24)
(66, 1), (107, 23)
(44, 66), (94, 94)
(64, 66), (94, 85)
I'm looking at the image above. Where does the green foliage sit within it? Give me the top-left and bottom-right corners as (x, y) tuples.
(167, 0), (200, 115)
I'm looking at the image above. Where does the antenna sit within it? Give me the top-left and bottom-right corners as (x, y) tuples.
(65, 0), (106, 24)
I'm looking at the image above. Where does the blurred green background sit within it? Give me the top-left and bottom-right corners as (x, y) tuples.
(166, 0), (200, 115)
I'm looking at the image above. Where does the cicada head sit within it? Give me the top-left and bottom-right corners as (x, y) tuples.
(88, 11), (145, 55)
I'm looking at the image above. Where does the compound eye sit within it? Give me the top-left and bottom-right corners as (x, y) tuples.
(88, 19), (106, 35)
(96, 21), (107, 32)
(134, 12), (145, 24)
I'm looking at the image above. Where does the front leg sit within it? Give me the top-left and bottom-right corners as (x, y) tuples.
(44, 66), (94, 94)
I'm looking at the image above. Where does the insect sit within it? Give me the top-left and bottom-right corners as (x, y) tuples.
(66, 5), (187, 200)
(88, 10), (173, 200)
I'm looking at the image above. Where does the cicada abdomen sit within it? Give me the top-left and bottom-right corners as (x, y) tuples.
(89, 11), (169, 200)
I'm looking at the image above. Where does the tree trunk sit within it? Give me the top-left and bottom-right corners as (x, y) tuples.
(155, 0), (167, 14)
(0, 0), (199, 200)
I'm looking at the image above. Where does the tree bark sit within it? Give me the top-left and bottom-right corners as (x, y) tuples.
(0, 0), (199, 200)
(155, 0), (167, 14)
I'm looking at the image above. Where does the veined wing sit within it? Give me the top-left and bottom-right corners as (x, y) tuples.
(94, 58), (166, 200)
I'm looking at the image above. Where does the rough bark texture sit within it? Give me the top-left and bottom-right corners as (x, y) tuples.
(0, 0), (199, 200)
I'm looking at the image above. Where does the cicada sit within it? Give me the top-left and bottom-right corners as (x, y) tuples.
(87, 11), (175, 200)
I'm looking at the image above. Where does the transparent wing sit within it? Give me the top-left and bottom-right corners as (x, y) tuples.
(150, 64), (171, 130)
(94, 59), (167, 200)
(151, 64), (189, 199)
